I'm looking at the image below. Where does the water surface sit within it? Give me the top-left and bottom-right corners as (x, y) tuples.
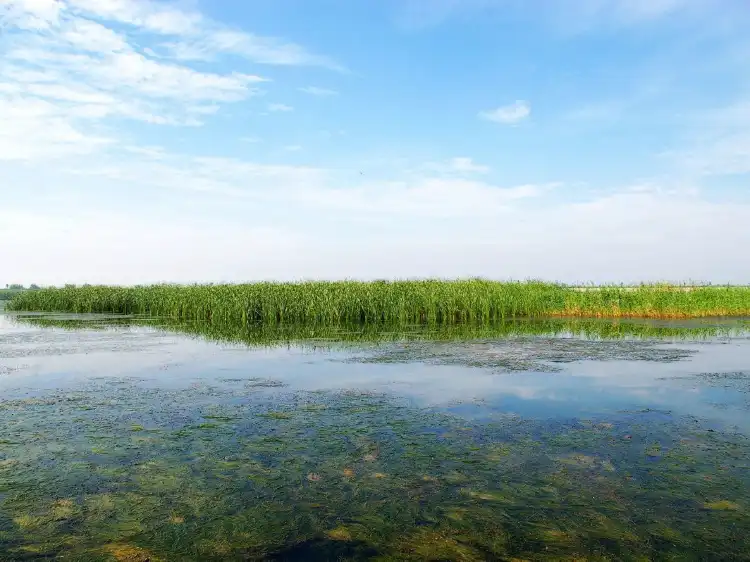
(1, 313), (749, 560)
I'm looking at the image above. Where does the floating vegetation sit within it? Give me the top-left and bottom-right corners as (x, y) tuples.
(345, 337), (699, 372)
(8, 280), (750, 322)
(245, 378), (288, 389)
(0, 322), (169, 360)
(1, 381), (749, 560)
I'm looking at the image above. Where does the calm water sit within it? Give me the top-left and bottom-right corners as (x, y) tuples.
(0, 313), (749, 561)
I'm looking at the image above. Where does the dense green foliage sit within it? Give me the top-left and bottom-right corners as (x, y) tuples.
(8, 280), (750, 321)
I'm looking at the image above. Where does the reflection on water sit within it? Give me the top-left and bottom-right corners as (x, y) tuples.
(0, 313), (749, 560)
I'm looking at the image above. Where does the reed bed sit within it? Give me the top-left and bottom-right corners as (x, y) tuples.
(7, 280), (750, 323)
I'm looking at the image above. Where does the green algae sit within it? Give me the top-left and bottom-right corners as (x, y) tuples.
(1, 382), (749, 560)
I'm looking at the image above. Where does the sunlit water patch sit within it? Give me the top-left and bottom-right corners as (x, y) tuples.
(0, 313), (749, 560)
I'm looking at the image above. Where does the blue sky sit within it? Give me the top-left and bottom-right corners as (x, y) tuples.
(2, 0), (750, 285)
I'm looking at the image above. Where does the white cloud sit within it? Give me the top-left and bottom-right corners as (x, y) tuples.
(447, 157), (489, 174)
(299, 86), (338, 96)
(6, 48), (267, 102)
(60, 17), (129, 52)
(63, 0), (344, 70)
(268, 103), (293, 112)
(479, 100), (530, 124)
(418, 157), (490, 176)
(123, 145), (166, 159)
(187, 30), (344, 70)
(96, 52), (266, 101)
(449, 157), (488, 173)
(0, 96), (113, 160)
(46, 0), (342, 70)
(0, 0), (291, 159)
(0, 0), (63, 29)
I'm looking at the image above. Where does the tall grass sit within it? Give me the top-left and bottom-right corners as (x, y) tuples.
(7, 280), (750, 323)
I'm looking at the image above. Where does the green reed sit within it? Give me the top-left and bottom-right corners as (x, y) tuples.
(7, 280), (750, 323)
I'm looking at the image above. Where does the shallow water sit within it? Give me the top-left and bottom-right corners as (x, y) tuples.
(1, 313), (749, 561)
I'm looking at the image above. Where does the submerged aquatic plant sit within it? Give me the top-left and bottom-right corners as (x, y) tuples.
(1, 386), (749, 560)
(7, 280), (750, 322)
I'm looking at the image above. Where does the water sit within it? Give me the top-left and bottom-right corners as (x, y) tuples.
(0, 313), (749, 561)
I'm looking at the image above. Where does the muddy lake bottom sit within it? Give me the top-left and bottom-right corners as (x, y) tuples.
(0, 314), (749, 561)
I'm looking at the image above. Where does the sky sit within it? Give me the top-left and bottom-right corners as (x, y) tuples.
(1, 0), (750, 286)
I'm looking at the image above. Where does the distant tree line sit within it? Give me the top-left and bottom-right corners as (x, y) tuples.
(0, 284), (41, 300)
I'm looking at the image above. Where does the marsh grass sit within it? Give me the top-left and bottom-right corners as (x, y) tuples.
(7, 280), (750, 323)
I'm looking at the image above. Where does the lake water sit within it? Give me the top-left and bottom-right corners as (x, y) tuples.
(1, 312), (749, 561)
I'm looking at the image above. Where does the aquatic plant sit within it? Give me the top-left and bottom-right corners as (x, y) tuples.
(7, 280), (750, 322)
(1, 386), (749, 560)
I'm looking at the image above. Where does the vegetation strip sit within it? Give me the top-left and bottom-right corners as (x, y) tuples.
(7, 280), (750, 322)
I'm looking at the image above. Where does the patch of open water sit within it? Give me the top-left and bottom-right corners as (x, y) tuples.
(0, 313), (749, 560)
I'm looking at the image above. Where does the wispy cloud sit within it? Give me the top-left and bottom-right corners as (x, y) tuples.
(421, 157), (490, 175)
(160, 32), (345, 71)
(666, 135), (750, 177)
(479, 100), (530, 125)
(21, 0), (346, 70)
(0, 96), (114, 160)
(59, 152), (331, 202)
(446, 157), (489, 174)
(299, 86), (339, 96)
(123, 145), (167, 160)
(268, 103), (294, 112)
(663, 99), (750, 176)
(0, 0), (304, 160)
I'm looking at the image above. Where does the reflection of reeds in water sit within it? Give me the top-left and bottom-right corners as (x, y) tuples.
(8, 280), (750, 321)
(13, 314), (749, 350)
